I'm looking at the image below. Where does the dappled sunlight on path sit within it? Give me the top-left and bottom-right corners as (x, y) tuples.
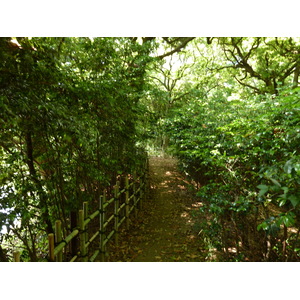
(108, 156), (207, 262)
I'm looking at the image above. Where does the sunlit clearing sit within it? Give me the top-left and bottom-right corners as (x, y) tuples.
(161, 180), (171, 186)
(177, 184), (186, 190)
(181, 212), (189, 218)
(10, 38), (22, 48)
(192, 202), (203, 208)
(188, 234), (195, 240)
(226, 247), (237, 254)
(288, 227), (298, 234)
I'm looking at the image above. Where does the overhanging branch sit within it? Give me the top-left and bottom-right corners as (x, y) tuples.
(234, 75), (261, 93)
(155, 38), (195, 59)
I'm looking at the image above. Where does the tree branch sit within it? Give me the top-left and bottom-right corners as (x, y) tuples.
(156, 38), (195, 59)
(149, 75), (168, 90)
(234, 75), (261, 93)
(279, 61), (298, 84)
(293, 64), (300, 88)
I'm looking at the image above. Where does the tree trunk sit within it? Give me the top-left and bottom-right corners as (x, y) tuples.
(0, 245), (9, 262)
(293, 65), (300, 88)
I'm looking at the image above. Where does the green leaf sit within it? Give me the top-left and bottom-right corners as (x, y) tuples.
(278, 198), (287, 207)
(257, 184), (268, 197)
(284, 159), (294, 174)
(257, 221), (268, 231)
(269, 178), (281, 187)
(288, 195), (299, 208)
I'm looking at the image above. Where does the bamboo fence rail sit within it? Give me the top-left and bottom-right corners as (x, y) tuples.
(46, 163), (148, 262)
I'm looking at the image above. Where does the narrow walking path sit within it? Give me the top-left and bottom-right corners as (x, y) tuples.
(108, 156), (208, 262)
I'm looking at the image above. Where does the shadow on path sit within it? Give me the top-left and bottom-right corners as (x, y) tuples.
(108, 156), (207, 262)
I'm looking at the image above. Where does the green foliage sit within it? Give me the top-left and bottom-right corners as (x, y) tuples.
(158, 38), (300, 260)
(2, 36), (300, 261)
(0, 37), (152, 260)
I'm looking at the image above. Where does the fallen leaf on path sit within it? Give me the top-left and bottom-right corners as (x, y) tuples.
(170, 255), (182, 261)
(174, 249), (184, 253)
(186, 254), (198, 259)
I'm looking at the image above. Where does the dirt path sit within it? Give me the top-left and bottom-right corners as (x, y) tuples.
(108, 157), (207, 262)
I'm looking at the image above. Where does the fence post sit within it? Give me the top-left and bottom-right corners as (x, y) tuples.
(133, 171), (138, 218)
(114, 181), (120, 246)
(146, 156), (151, 191)
(142, 167), (147, 207)
(13, 251), (20, 262)
(125, 176), (130, 230)
(83, 202), (89, 245)
(79, 209), (88, 262)
(70, 211), (78, 257)
(55, 220), (63, 262)
(138, 170), (144, 210)
(99, 192), (106, 261)
(48, 233), (55, 261)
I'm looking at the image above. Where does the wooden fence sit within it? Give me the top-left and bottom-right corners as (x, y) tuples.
(13, 160), (148, 262)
